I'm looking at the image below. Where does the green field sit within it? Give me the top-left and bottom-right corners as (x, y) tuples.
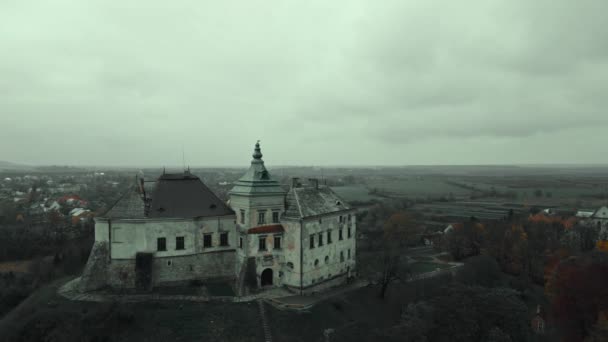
(365, 178), (469, 197)
(331, 185), (384, 202)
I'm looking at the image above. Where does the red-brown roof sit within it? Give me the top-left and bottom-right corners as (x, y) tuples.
(247, 224), (284, 234)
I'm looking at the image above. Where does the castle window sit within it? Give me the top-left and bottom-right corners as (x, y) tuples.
(286, 262), (294, 270)
(339, 215), (344, 223)
(258, 211), (266, 224)
(339, 228), (343, 240)
(348, 249), (351, 259)
(274, 235), (282, 250)
(220, 232), (229, 246)
(203, 234), (212, 248)
(157, 237), (166, 251)
(314, 259), (319, 267)
(259, 236), (267, 251)
(318, 233), (323, 246)
(324, 256), (329, 264)
(340, 251), (344, 262)
(272, 211), (280, 223)
(239, 237), (243, 249)
(309, 235), (315, 249)
(327, 230), (332, 244)
(176, 236), (185, 250)
(240, 209), (245, 224)
(348, 226), (352, 238)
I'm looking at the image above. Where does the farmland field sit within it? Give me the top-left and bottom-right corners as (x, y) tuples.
(331, 185), (384, 202)
(365, 177), (469, 197)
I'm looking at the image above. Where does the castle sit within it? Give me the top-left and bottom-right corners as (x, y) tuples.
(79, 142), (357, 295)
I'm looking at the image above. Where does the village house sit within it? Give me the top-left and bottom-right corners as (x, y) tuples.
(79, 142), (357, 295)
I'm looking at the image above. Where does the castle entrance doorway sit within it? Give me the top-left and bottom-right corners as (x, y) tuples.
(261, 268), (273, 286)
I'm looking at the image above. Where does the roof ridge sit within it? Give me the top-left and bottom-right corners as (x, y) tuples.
(196, 177), (234, 213)
(101, 186), (139, 218)
(293, 188), (304, 218)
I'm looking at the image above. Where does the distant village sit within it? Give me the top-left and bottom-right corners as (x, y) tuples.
(0, 172), (121, 228)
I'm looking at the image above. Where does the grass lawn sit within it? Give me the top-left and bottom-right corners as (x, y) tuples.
(0, 278), (262, 342)
(410, 255), (435, 261)
(206, 282), (235, 297)
(409, 261), (451, 275)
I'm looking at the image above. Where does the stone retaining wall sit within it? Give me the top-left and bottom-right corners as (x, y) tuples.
(107, 250), (237, 289)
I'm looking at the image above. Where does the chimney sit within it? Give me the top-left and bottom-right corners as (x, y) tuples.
(309, 178), (319, 189)
(291, 177), (300, 189)
(138, 177), (144, 194)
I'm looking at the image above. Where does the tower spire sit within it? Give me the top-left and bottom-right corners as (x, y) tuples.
(252, 140), (263, 161)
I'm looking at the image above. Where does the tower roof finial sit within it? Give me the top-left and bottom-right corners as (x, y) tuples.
(252, 140), (263, 160)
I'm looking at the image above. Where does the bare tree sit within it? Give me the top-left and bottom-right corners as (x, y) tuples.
(361, 212), (414, 298)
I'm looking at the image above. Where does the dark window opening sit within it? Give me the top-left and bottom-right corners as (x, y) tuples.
(203, 234), (212, 248)
(157, 237), (166, 251)
(309, 235), (315, 249)
(348, 226), (352, 238)
(314, 259), (319, 267)
(259, 236), (267, 251)
(272, 211), (280, 223)
(176, 236), (185, 250)
(258, 211), (266, 224)
(239, 236), (243, 249)
(340, 251), (344, 262)
(325, 256), (329, 264)
(220, 232), (229, 246)
(339, 229), (343, 240)
(274, 235), (282, 249)
(240, 209), (245, 224)
(348, 249), (351, 259)
(318, 233), (323, 246)
(327, 230), (332, 244)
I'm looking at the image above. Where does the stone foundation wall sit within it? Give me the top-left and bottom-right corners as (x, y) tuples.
(153, 250), (236, 285)
(79, 241), (109, 292)
(108, 259), (137, 288)
(106, 250), (237, 289)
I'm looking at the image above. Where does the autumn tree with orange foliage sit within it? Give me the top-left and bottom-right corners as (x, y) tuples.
(547, 251), (608, 341)
(443, 219), (485, 261)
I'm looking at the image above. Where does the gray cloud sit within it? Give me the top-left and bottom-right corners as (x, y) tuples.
(0, 0), (607, 166)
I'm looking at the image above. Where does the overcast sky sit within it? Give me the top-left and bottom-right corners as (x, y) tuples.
(1, 1), (607, 167)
